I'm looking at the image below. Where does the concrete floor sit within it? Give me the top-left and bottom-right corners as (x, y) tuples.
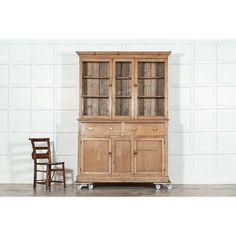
(0, 184), (236, 196)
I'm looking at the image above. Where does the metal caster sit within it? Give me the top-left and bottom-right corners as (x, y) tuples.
(76, 184), (83, 190)
(88, 184), (94, 190)
(166, 184), (172, 190)
(155, 184), (161, 190)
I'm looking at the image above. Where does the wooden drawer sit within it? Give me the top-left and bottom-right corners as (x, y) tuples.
(81, 123), (121, 136)
(122, 123), (165, 136)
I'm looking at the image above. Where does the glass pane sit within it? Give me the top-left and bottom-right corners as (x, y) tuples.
(138, 62), (165, 116)
(138, 62), (164, 78)
(116, 98), (131, 116)
(116, 79), (131, 96)
(138, 79), (164, 97)
(82, 62), (109, 96)
(115, 62), (132, 116)
(82, 79), (108, 96)
(82, 62), (110, 116)
(83, 62), (109, 78)
(83, 98), (109, 116)
(138, 98), (164, 116)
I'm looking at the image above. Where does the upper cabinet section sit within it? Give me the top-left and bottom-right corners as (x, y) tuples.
(77, 51), (171, 120)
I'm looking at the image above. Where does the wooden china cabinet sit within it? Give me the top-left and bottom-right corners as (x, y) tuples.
(76, 51), (172, 190)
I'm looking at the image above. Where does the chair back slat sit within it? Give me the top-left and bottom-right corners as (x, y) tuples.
(29, 138), (52, 162)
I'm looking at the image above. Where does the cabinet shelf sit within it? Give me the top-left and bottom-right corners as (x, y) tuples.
(82, 95), (109, 99)
(138, 96), (164, 99)
(83, 76), (109, 79)
(116, 96), (132, 99)
(138, 77), (164, 80)
(115, 77), (132, 80)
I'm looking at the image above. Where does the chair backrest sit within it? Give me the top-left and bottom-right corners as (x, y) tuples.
(29, 138), (52, 162)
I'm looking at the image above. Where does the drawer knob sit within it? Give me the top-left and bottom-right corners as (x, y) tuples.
(132, 128), (137, 132)
(108, 127), (113, 131)
(87, 126), (94, 131)
(153, 128), (158, 131)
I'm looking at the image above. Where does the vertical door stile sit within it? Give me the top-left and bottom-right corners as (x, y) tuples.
(80, 139), (84, 174)
(161, 138), (165, 174)
(109, 58), (113, 118)
(132, 59), (138, 119)
(109, 138), (112, 174)
(164, 59), (168, 118)
(79, 58), (83, 118)
(133, 139), (137, 174)
(111, 138), (115, 175)
(111, 58), (115, 119)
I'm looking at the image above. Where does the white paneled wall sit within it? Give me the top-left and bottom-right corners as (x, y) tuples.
(0, 40), (236, 184)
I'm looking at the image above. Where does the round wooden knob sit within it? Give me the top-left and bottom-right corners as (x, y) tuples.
(153, 128), (158, 131)
(109, 128), (113, 131)
(132, 128), (137, 131)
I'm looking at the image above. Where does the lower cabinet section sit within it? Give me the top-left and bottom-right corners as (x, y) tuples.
(78, 137), (168, 183)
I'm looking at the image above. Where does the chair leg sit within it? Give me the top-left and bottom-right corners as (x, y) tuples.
(48, 165), (51, 189)
(63, 163), (66, 188)
(46, 165), (49, 190)
(33, 162), (37, 189)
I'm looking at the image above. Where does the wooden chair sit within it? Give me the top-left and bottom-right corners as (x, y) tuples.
(29, 138), (66, 190)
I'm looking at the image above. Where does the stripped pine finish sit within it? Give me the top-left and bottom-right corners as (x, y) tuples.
(77, 52), (171, 188)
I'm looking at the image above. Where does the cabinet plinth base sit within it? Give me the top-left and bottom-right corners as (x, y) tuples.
(76, 175), (170, 183)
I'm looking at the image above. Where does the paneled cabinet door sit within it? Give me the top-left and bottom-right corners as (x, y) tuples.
(134, 138), (164, 174)
(112, 139), (133, 175)
(81, 138), (112, 175)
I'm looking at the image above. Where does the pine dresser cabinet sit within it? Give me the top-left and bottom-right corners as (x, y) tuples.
(76, 51), (172, 190)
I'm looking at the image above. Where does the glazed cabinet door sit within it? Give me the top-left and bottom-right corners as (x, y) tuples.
(136, 60), (166, 117)
(80, 138), (112, 175)
(80, 60), (112, 118)
(112, 139), (133, 175)
(113, 59), (135, 118)
(134, 138), (164, 175)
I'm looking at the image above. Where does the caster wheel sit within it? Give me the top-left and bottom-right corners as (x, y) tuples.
(155, 184), (161, 190)
(77, 184), (83, 190)
(88, 184), (94, 190)
(166, 184), (172, 190)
